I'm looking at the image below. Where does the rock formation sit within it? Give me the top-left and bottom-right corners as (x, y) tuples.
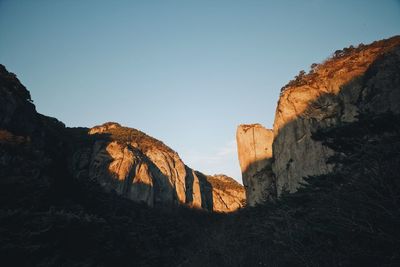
(207, 174), (246, 212)
(0, 64), (245, 213)
(237, 36), (400, 204)
(72, 122), (245, 212)
(236, 124), (274, 206)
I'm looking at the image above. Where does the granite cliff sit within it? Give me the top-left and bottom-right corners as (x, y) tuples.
(72, 122), (245, 212)
(237, 36), (400, 205)
(236, 124), (274, 205)
(0, 64), (244, 212)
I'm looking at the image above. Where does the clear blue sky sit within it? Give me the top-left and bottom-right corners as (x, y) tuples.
(1, 0), (399, 182)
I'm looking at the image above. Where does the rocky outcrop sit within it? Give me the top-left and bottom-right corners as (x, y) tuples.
(236, 124), (274, 206)
(273, 36), (400, 195)
(207, 174), (246, 212)
(237, 36), (400, 202)
(78, 122), (186, 206)
(0, 64), (245, 213)
(72, 122), (245, 212)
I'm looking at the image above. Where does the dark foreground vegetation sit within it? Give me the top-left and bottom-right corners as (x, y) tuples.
(188, 113), (400, 267)
(0, 120), (220, 267)
(1, 113), (399, 267)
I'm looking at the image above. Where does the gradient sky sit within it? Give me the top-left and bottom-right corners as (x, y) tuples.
(1, 0), (399, 182)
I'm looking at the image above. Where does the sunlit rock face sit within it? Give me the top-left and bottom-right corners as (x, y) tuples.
(207, 174), (246, 212)
(73, 122), (245, 212)
(87, 141), (156, 206)
(236, 124), (274, 206)
(238, 36), (400, 202)
(273, 36), (400, 195)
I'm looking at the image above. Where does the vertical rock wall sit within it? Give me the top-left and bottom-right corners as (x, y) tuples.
(236, 124), (274, 206)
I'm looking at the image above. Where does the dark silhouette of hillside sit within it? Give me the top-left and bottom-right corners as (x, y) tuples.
(0, 125), (221, 266)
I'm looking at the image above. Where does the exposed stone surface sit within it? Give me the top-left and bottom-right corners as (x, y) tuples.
(237, 36), (400, 202)
(0, 64), (245, 213)
(236, 124), (274, 206)
(273, 36), (400, 195)
(72, 122), (245, 212)
(207, 174), (246, 212)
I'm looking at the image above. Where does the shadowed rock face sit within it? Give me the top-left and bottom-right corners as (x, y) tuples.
(236, 124), (275, 206)
(237, 36), (400, 202)
(0, 64), (245, 213)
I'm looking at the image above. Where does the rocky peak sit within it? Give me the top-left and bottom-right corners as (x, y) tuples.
(88, 122), (176, 155)
(275, 36), (400, 134)
(88, 122), (122, 135)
